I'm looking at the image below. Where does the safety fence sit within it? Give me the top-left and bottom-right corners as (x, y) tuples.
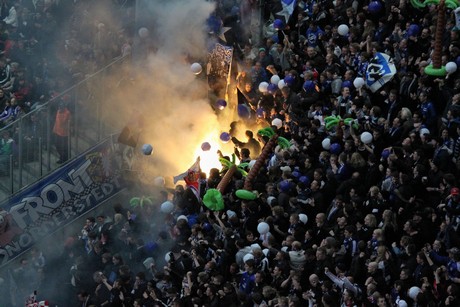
(0, 55), (130, 203)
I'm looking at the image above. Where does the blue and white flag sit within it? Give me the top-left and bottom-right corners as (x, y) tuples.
(455, 7), (460, 31)
(276, 0), (296, 24)
(365, 52), (397, 93)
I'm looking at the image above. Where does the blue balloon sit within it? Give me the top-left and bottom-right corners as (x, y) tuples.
(267, 83), (278, 94)
(145, 241), (158, 253)
(201, 142), (211, 151)
(342, 80), (352, 89)
(299, 176), (310, 185)
(238, 104), (251, 119)
(303, 80), (316, 92)
(330, 143), (342, 155)
(187, 214), (198, 227)
(381, 149), (391, 159)
(215, 99), (227, 110)
(284, 75), (295, 86)
(407, 24), (420, 37)
(256, 107), (265, 118)
(202, 222), (212, 232)
(274, 19), (284, 30)
(141, 144), (153, 155)
(220, 132), (231, 143)
(279, 180), (292, 193)
(368, 1), (382, 14)
(292, 171), (301, 178)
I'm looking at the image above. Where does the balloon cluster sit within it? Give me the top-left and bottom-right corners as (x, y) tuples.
(324, 115), (359, 131)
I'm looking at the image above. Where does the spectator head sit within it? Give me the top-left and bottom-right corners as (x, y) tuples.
(448, 247), (460, 261)
(316, 247), (327, 260)
(112, 253), (123, 265)
(367, 261), (378, 273)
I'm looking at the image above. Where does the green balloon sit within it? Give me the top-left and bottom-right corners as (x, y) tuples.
(235, 189), (258, 200)
(203, 189), (225, 211)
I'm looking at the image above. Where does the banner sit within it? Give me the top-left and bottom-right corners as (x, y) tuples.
(207, 43), (233, 99)
(0, 138), (124, 267)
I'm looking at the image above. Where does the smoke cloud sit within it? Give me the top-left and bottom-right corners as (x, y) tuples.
(103, 0), (240, 183)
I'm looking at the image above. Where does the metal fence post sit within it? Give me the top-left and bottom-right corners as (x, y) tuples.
(39, 137), (43, 177)
(18, 117), (23, 188)
(9, 154), (13, 194)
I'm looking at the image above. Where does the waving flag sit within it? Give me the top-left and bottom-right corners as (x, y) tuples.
(455, 7), (460, 30)
(276, 0), (295, 24)
(365, 52), (397, 93)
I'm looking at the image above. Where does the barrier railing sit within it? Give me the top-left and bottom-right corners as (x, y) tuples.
(0, 55), (130, 203)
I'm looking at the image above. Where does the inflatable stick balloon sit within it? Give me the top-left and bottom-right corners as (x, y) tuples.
(244, 128), (290, 191)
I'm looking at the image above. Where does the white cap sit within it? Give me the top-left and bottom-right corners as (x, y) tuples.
(420, 128), (430, 136)
(226, 210), (237, 219)
(177, 215), (188, 222)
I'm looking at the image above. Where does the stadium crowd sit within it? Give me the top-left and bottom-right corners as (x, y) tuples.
(6, 0), (460, 306)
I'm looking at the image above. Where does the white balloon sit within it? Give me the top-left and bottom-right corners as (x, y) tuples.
(160, 201), (174, 213)
(338, 24), (349, 36)
(322, 138), (331, 150)
(165, 251), (172, 262)
(138, 27), (149, 38)
(259, 81), (269, 93)
(271, 118), (283, 129)
(141, 144), (153, 155)
(397, 300), (408, 307)
(446, 61), (458, 74)
(153, 176), (165, 187)
(262, 248), (269, 256)
(278, 79), (286, 89)
(360, 131), (373, 144)
(257, 222), (270, 234)
(243, 253), (254, 263)
(270, 75), (281, 85)
(299, 213), (308, 224)
(190, 62), (203, 75)
(267, 196), (276, 206)
(408, 286), (421, 300)
(353, 77), (365, 89)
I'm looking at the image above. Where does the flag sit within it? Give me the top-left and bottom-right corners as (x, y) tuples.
(365, 52), (397, 93)
(174, 157), (202, 203)
(455, 7), (460, 31)
(276, 0), (296, 24)
(173, 157), (201, 186)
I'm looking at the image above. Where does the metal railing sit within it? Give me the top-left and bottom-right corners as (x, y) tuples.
(0, 55), (130, 203)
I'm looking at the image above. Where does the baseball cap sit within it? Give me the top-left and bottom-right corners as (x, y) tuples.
(451, 187), (460, 196)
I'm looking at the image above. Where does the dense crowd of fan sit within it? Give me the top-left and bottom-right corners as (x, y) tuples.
(6, 0), (460, 306)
